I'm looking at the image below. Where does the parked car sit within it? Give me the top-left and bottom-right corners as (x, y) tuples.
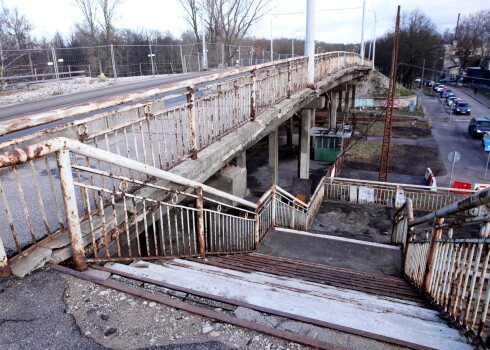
(447, 96), (459, 106)
(468, 117), (490, 137)
(453, 101), (471, 115)
(435, 85), (446, 92)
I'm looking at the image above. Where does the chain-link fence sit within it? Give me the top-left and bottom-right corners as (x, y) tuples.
(0, 43), (297, 87)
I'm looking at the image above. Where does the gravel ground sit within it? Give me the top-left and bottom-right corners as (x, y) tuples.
(62, 272), (308, 350)
(0, 266), (309, 350)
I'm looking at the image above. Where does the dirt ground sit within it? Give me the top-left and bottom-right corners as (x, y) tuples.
(309, 201), (397, 244)
(344, 142), (447, 176)
(345, 116), (447, 176)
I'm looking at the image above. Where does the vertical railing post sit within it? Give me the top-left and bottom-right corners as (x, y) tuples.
(196, 187), (205, 255)
(57, 149), (87, 271)
(271, 188), (276, 226)
(250, 69), (257, 120)
(254, 212), (260, 249)
(423, 217), (444, 292)
(287, 61), (292, 98)
(0, 234), (11, 277)
(187, 86), (198, 159)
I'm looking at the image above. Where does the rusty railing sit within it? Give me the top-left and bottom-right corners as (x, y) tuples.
(0, 52), (370, 263)
(401, 187), (490, 345)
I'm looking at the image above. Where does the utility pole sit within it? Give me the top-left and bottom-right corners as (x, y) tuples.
(360, 0), (366, 64)
(270, 16), (274, 62)
(378, 5), (401, 183)
(372, 12), (376, 69)
(201, 0), (208, 70)
(420, 58), (425, 89)
(305, 0), (315, 84)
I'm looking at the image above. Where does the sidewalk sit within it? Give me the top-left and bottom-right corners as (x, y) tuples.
(458, 86), (490, 109)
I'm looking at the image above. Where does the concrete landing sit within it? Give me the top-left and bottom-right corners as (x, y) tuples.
(258, 228), (403, 277)
(107, 259), (471, 350)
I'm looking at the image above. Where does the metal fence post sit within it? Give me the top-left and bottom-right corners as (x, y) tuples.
(110, 44), (117, 83)
(221, 43), (225, 67)
(423, 217), (444, 292)
(57, 149), (87, 271)
(250, 69), (256, 120)
(287, 61), (292, 98)
(180, 45), (187, 73)
(254, 212), (260, 249)
(187, 86), (198, 158)
(271, 188), (276, 227)
(51, 47), (61, 94)
(196, 187), (205, 255)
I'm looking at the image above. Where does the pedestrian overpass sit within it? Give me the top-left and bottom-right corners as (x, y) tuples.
(0, 52), (487, 349)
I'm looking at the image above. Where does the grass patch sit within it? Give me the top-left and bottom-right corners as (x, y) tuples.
(355, 119), (430, 138)
(345, 140), (446, 176)
(394, 108), (424, 117)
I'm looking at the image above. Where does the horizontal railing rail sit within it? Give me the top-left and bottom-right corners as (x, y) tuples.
(324, 177), (473, 212)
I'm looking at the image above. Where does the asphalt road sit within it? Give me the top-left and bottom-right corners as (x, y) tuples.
(0, 71), (218, 122)
(424, 85), (490, 187)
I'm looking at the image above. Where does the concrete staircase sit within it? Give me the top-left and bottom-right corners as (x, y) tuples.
(105, 229), (472, 350)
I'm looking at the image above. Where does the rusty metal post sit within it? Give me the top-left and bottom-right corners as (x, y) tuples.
(187, 86), (198, 159)
(0, 234), (11, 277)
(250, 69), (257, 120)
(196, 186), (205, 255)
(254, 212), (260, 249)
(423, 217), (444, 292)
(287, 61), (292, 98)
(57, 149), (87, 271)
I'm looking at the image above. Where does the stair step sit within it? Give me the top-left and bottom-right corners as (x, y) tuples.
(106, 259), (471, 350)
(190, 253), (422, 303)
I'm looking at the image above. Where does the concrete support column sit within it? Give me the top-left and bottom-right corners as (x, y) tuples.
(330, 91), (339, 130)
(236, 151), (246, 168)
(300, 109), (312, 179)
(268, 129), (278, 186)
(286, 117), (293, 147)
(344, 85), (351, 112)
(351, 85), (357, 109)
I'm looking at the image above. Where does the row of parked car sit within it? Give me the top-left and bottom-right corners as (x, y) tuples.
(431, 82), (472, 115)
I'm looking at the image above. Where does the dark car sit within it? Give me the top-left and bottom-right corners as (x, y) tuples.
(468, 117), (490, 138)
(453, 101), (471, 115)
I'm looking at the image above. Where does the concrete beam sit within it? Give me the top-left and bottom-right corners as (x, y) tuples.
(269, 129), (279, 186)
(303, 96), (325, 110)
(300, 109), (312, 179)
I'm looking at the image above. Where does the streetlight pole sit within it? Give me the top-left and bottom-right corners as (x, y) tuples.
(360, 0), (366, 64)
(201, 0), (208, 70)
(372, 12), (376, 69)
(270, 16), (274, 62)
(305, 0), (315, 84)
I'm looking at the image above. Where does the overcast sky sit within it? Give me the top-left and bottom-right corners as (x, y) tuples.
(2, 0), (488, 44)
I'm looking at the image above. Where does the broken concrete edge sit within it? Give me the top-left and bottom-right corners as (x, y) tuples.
(6, 67), (370, 278)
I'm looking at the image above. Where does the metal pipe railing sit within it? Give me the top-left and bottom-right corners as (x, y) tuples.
(410, 187), (490, 226)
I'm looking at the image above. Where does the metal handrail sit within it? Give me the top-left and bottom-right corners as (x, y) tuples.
(0, 51), (370, 137)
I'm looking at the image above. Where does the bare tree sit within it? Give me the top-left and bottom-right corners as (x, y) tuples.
(97, 0), (122, 44)
(455, 10), (490, 68)
(179, 0), (271, 63)
(74, 0), (99, 43)
(0, 2), (33, 49)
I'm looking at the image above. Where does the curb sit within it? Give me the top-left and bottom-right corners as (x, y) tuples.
(460, 89), (490, 107)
